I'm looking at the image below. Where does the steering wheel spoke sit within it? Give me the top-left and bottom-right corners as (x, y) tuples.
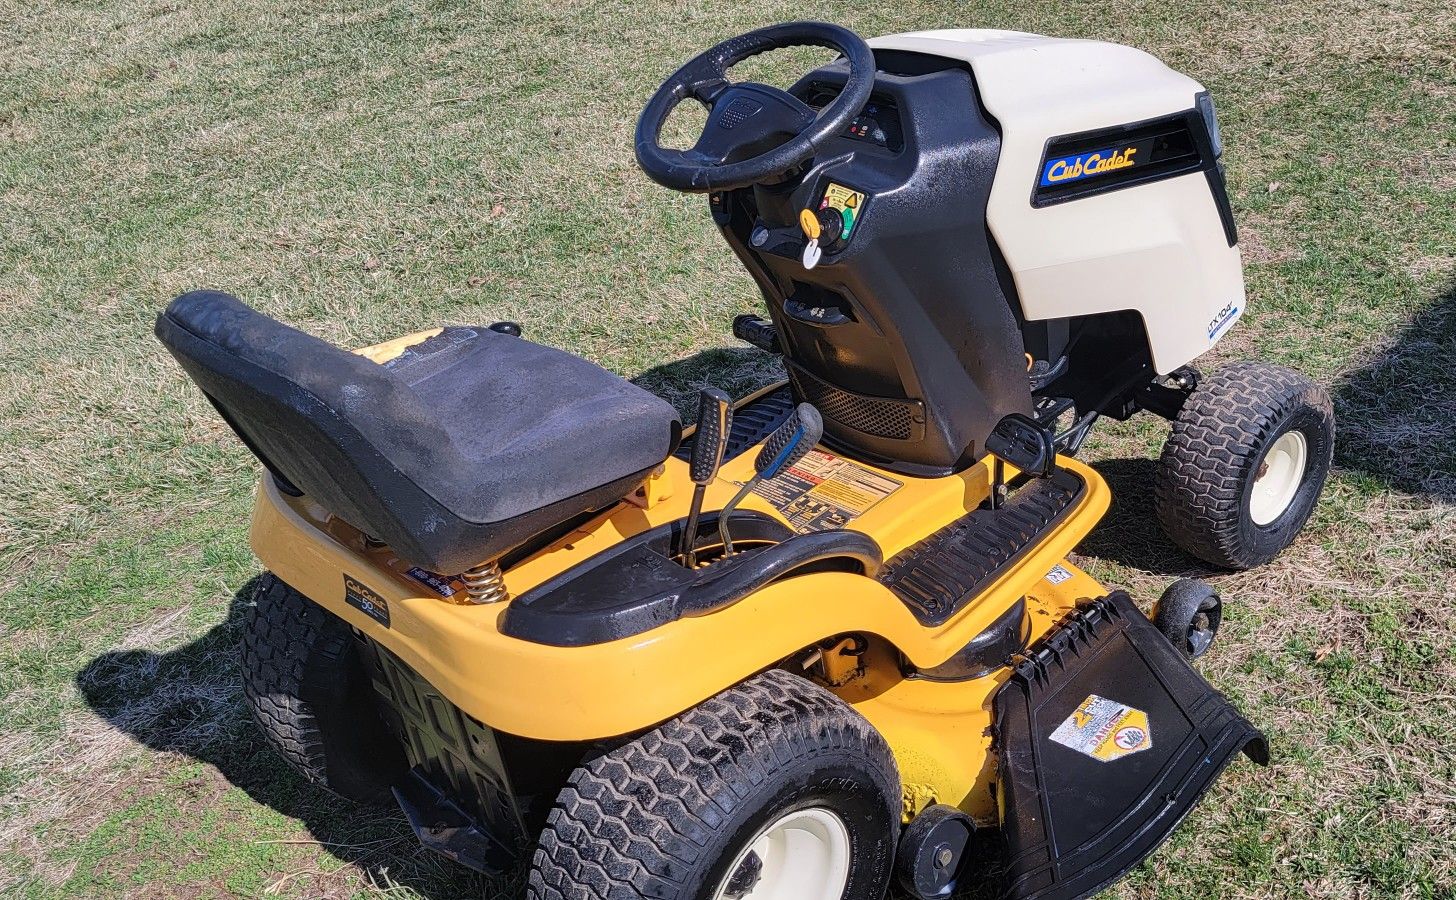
(635, 21), (876, 192)
(688, 75), (731, 106)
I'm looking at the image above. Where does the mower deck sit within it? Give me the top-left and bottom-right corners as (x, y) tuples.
(356, 580), (1265, 891)
(995, 591), (1268, 899)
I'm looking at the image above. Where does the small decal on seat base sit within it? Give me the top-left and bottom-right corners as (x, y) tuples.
(406, 566), (459, 597)
(344, 575), (391, 627)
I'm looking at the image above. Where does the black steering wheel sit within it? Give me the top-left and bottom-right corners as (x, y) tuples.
(634, 22), (876, 193)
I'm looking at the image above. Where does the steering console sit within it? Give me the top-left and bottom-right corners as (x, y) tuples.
(634, 22), (876, 192)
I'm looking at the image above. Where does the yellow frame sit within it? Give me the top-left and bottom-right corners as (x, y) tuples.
(249, 379), (1112, 821)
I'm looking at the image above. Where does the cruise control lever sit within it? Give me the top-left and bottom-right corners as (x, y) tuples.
(718, 403), (824, 555)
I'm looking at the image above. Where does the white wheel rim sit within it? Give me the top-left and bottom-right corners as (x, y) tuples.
(711, 806), (852, 900)
(1249, 430), (1308, 526)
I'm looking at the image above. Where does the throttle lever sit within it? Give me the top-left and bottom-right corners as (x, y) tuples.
(679, 388), (733, 567)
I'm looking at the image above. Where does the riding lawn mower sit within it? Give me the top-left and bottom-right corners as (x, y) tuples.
(155, 22), (1335, 900)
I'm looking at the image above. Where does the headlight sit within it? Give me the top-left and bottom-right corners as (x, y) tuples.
(1196, 91), (1222, 158)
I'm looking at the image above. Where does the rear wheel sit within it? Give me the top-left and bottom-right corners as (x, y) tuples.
(241, 573), (405, 803)
(526, 668), (900, 900)
(1155, 361), (1334, 569)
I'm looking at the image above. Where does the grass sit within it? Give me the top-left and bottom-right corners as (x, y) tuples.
(1, 0), (1454, 896)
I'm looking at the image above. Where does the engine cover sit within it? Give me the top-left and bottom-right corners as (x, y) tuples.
(870, 30), (1246, 374)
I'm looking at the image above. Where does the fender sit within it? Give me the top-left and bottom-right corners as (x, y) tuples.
(250, 453), (1109, 741)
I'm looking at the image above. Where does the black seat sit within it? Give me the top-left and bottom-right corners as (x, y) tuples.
(156, 291), (680, 574)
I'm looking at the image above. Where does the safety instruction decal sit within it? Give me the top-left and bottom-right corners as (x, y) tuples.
(820, 182), (866, 241)
(1045, 564), (1074, 585)
(749, 449), (901, 533)
(1049, 694), (1152, 762)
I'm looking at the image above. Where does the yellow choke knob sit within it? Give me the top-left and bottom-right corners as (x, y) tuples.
(799, 208), (822, 241)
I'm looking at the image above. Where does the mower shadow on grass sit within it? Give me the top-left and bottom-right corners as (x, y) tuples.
(631, 344), (785, 414)
(1077, 456), (1220, 577)
(76, 576), (496, 899)
(1331, 284), (1456, 503)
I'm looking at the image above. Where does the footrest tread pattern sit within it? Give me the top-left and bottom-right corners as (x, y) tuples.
(675, 385), (795, 465)
(878, 469), (1085, 625)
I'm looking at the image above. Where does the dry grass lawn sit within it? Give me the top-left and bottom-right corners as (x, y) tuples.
(1, 0), (1454, 897)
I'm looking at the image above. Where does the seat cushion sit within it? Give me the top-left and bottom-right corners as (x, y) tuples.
(156, 291), (680, 573)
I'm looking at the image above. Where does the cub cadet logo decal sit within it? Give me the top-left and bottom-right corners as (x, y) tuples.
(1040, 145), (1139, 187)
(344, 575), (390, 627)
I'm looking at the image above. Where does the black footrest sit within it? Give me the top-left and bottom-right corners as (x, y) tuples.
(675, 385), (795, 466)
(878, 469), (1085, 625)
(994, 592), (1268, 900)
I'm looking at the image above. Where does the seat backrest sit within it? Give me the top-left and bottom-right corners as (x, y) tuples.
(156, 291), (477, 561)
(158, 291), (681, 573)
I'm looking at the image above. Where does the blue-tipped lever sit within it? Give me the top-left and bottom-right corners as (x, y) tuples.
(717, 403), (824, 556)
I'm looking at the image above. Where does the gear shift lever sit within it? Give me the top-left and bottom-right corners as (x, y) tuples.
(680, 388), (733, 567)
(718, 403), (824, 556)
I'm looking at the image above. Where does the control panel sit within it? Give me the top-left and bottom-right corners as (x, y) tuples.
(843, 100), (903, 150)
(806, 86), (904, 151)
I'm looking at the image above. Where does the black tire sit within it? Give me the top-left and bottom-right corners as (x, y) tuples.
(1152, 578), (1222, 660)
(241, 573), (405, 803)
(527, 668), (901, 900)
(1154, 361), (1334, 569)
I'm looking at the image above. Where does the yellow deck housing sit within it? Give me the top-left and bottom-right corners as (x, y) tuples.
(250, 380), (1112, 820)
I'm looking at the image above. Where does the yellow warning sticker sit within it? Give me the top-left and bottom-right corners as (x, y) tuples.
(1048, 694), (1152, 762)
(749, 449), (901, 533)
(819, 182), (867, 240)
(822, 182), (864, 210)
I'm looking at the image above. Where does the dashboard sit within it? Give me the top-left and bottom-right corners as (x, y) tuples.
(805, 86), (905, 152)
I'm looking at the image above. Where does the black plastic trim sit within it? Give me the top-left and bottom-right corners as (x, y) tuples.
(995, 591), (1267, 900)
(501, 511), (883, 647)
(715, 58), (1033, 475)
(912, 597), (1030, 682)
(1193, 90), (1238, 247)
(393, 768), (518, 875)
(357, 639), (529, 872)
(878, 469), (1086, 626)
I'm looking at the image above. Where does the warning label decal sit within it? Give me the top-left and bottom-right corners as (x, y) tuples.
(1045, 564), (1074, 585)
(749, 449), (901, 533)
(1049, 694), (1152, 762)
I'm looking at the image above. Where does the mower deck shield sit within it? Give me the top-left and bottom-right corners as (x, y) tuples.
(993, 591), (1266, 900)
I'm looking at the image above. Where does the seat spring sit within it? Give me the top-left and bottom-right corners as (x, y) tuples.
(462, 561), (510, 604)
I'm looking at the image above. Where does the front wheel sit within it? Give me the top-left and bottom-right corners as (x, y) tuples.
(526, 668), (901, 900)
(1155, 361), (1334, 569)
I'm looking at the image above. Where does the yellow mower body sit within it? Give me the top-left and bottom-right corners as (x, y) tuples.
(251, 339), (1111, 823)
